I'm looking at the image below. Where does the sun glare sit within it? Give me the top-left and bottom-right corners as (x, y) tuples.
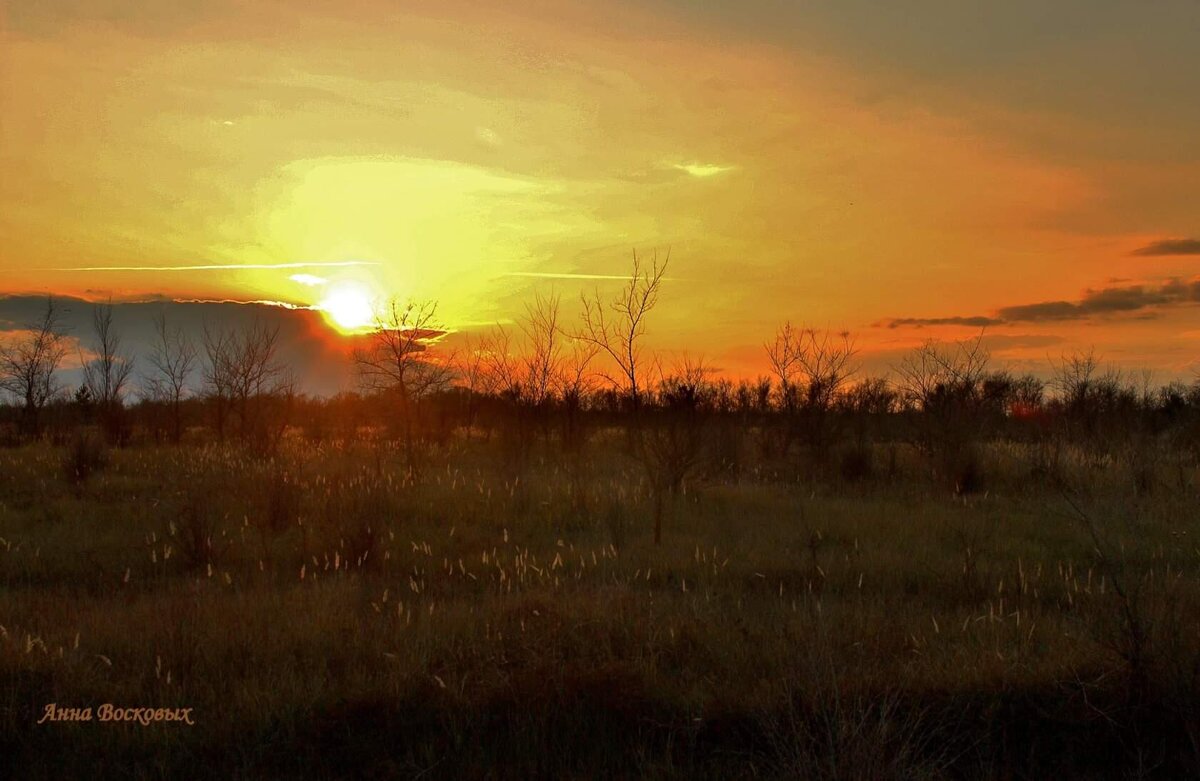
(319, 282), (376, 333)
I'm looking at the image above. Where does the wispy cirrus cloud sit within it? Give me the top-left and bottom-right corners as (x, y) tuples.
(1130, 238), (1200, 256)
(45, 261), (381, 273)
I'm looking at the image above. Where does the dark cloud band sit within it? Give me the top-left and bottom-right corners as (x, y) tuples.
(1131, 239), (1200, 257)
(882, 276), (1200, 328)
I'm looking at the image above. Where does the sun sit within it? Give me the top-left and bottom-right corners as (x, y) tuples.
(318, 282), (377, 333)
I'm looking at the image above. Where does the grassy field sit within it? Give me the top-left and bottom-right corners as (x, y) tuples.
(2, 434), (1198, 778)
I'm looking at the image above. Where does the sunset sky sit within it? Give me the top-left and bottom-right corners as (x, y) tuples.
(2, 0), (1199, 389)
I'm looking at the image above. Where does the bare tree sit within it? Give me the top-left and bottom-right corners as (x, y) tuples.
(354, 299), (452, 467)
(841, 375), (898, 457)
(894, 332), (991, 491)
(642, 354), (714, 544)
(0, 296), (69, 439)
(558, 337), (599, 452)
(520, 291), (565, 410)
(1049, 349), (1131, 456)
(144, 310), (197, 443)
(81, 300), (135, 442)
(472, 294), (594, 471)
(203, 318), (290, 445)
(559, 338), (599, 401)
(767, 324), (857, 407)
(479, 323), (521, 402)
(765, 323), (858, 460)
(1050, 349), (1125, 414)
(895, 332), (990, 414)
(478, 309), (548, 472)
(355, 300), (451, 404)
(454, 332), (490, 439)
(577, 249), (669, 412)
(797, 330), (858, 411)
(202, 325), (236, 440)
(766, 321), (804, 414)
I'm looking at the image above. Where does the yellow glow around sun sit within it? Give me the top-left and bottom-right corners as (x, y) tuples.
(319, 281), (377, 333)
(246, 157), (585, 328)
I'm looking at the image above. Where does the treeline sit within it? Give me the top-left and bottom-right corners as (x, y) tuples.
(4, 254), (1200, 498)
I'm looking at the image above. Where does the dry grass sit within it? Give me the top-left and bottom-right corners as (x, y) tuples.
(1, 435), (1198, 778)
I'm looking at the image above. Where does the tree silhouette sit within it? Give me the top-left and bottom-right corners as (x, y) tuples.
(144, 310), (197, 444)
(0, 296), (69, 439)
(81, 299), (135, 443)
(578, 249), (669, 413)
(354, 298), (452, 471)
(203, 318), (291, 447)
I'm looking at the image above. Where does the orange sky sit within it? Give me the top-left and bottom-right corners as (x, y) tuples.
(2, 0), (1199, 381)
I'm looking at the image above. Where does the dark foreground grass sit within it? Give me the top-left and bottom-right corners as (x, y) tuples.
(1, 437), (1198, 778)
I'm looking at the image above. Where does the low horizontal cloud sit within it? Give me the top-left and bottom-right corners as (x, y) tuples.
(882, 277), (1200, 328)
(998, 279), (1200, 322)
(881, 316), (1002, 329)
(1131, 238), (1200, 256)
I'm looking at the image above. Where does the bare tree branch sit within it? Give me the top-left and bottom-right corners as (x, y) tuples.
(0, 296), (69, 438)
(577, 249), (669, 411)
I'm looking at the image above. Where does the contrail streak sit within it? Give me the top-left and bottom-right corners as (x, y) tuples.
(47, 261), (381, 272)
(172, 298), (313, 309)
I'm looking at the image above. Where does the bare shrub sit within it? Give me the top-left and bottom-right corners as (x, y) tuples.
(1061, 491), (1164, 703)
(942, 508), (998, 601)
(172, 486), (228, 571)
(61, 428), (107, 487)
(760, 644), (953, 781)
(1029, 437), (1066, 486)
(601, 499), (627, 550)
(320, 476), (388, 571)
(264, 467), (302, 533)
